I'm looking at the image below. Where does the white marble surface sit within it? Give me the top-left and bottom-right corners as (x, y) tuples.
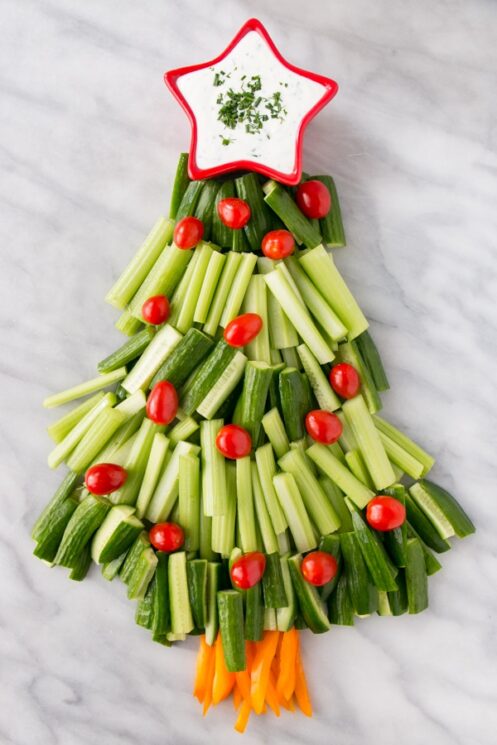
(1, 1), (497, 743)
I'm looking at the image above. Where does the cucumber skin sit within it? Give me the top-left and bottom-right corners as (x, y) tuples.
(264, 181), (322, 248)
(54, 496), (111, 568)
(235, 173), (273, 251)
(136, 579), (155, 629)
(102, 551), (127, 581)
(278, 368), (308, 442)
(348, 506), (398, 592)
(288, 555), (331, 634)
(388, 571), (408, 616)
(405, 538), (428, 614)
(33, 497), (78, 563)
(97, 327), (154, 374)
(69, 543), (92, 581)
(217, 590), (246, 672)
(406, 523), (442, 576)
(169, 153), (190, 220)
(419, 479), (475, 538)
(319, 534), (342, 599)
(232, 362), (273, 441)
(32, 471), (80, 542)
(96, 518), (143, 565)
(205, 562), (222, 645)
(120, 532), (151, 584)
(328, 572), (354, 625)
(187, 559), (208, 629)
(262, 553), (288, 609)
(312, 175), (346, 248)
(127, 547), (158, 600)
(354, 330), (389, 392)
(245, 583), (264, 641)
(152, 553), (170, 642)
(211, 181), (235, 248)
(405, 493), (451, 553)
(175, 180), (204, 222)
(340, 532), (377, 616)
(194, 180), (221, 240)
(150, 328), (214, 389)
(180, 341), (237, 416)
(382, 485), (408, 568)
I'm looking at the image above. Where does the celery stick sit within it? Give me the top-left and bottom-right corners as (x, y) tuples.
(200, 419), (227, 516)
(203, 252), (242, 337)
(168, 416), (199, 444)
(105, 217), (174, 309)
(43, 368), (126, 409)
(296, 344), (340, 411)
(342, 395), (395, 491)
(336, 340), (382, 414)
(47, 392), (105, 443)
(128, 244), (192, 320)
(194, 250), (226, 324)
(174, 242), (213, 333)
(91, 410), (145, 466)
(307, 443), (374, 508)
(280, 346), (301, 369)
(378, 431), (425, 480)
(264, 269), (334, 364)
(261, 408), (290, 459)
(145, 440), (200, 523)
(168, 248), (201, 328)
(219, 253), (258, 328)
(236, 457), (257, 552)
(257, 256), (299, 349)
(110, 418), (160, 505)
(251, 463), (279, 554)
(135, 433), (170, 519)
(121, 325), (182, 394)
(345, 449), (374, 489)
(373, 415), (435, 476)
(241, 275), (272, 365)
(66, 407), (126, 473)
(47, 393), (115, 469)
(299, 245), (369, 339)
(115, 310), (143, 337)
(211, 462), (236, 557)
(272, 473), (317, 552)
(336, 410), (358, 451)
(179, 453), (200, 552)
(255, 444), (288, 535)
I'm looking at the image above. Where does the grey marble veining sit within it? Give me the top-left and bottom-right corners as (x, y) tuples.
(1, 1), (497, 743)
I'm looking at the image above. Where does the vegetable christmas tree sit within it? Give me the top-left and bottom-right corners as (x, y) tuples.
(34, 19), (474, 733)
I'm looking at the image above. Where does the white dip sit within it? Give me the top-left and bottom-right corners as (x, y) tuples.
(177, 31), (326, 174)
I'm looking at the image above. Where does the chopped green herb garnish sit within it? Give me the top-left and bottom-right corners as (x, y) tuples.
(213, 74), (287, 135)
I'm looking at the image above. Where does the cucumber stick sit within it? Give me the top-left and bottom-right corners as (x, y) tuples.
(122, 325), (183, 394)
(245, 583), (264, 641)
(236, 457), (257, 552)
(297, 344), (341, 412)
(176, 180), (204, 221)
(262, 553), (288, 609)
(205, 562), (222, 645)
(255, 444), (287, 535)
(312, 175), (346, 248)
(263, 181), (322, 248)
(319, 476), (353, 532)
(382, 485), (408, 568)
(342, 395), (395, 490)
(276, 555), (297, 631)
(307, 443), (374, 508)
(181, 341), (237, 416)
(169, 552), (194, 634)
(203, 252), (243, 336)
(261, 408), (290, 459)
(411, 480), (474, 539)
(68, 544), (92, 581)
(127, 547), (158, 600)
(217, 590), (246, 672)
(187, 559), (208, 629)
(151, 552), (170, 642)
(328, 572), (354, 626)
(196, 351), (246, 420)
(178, 453), (200, 552)
(405, 538), (428, 614)
(235, 173), (273, 251)
(135, 433), (170, 519)
(354, 330), (389, 392)
(54, 495), (111, 567)
(152, 330), (214, 391)
(340, 532), (378, 615)
(346, 499), (398, 592)
(278, 448), (341, 535)
(288, 554), (330, 633)
(299, 245), (368, 339)
(105, 217), (174, 310)
(168, 153), (189, 219)
(193, 181), (220, 240)
(102, 551), (127, 581)
(33, 497), (79, 563)
(98, 328), (155, 375)
(273, 473), (316, 553)
(32, 471), (80, 542)
(232, 361), (273, 442)
(211, 180), (235, 248)
(200, 419), (227, 516)
(91, 505), (143, 564)
(264, 269), (334, 364)
(145, 441), (200, 523)
(278, 367), (309, 442)
(120, 531), (150, 583)
(405, 493), (451, 553)
(241, 275), (271, 364)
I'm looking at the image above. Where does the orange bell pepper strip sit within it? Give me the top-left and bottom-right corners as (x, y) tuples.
(294, 644), (313, 717)
(265, 671), (281, 717)
(235, 642), (252, 701)
(193, 635), (212, 702)
(234, 697), (252, 733)
(233, 683), (243, 710)
(250, 631), (280, 714)
(212, 633), (235, 704)
(276, 628), (298, 701)
(202, 643), (216, 716)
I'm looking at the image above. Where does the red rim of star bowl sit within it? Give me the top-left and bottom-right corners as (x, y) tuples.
(164, 18), (338, 186)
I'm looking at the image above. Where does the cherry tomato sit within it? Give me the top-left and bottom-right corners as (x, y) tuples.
(296, 180), (331, 219)
(146, 381), (178, 425)
(366, 496), (406, 531)
(301, 551), (338, 586)
(217, 198), (251, 229)
(231, 552), (266, 589)
(329, 363), (360, 399)
(141, 294), (170, 325)
(261, 229), (295, 260)
(223, 313), (263, 347)
(305, 409), (343, 444)
(215, 424), (252, 459)
(149, 522), (184, 552)
(173, 216), (204, 249)
(85, 463), (127, 495)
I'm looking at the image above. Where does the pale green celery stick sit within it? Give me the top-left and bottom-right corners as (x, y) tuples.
(261, 408), (290, 459)
(47, 393), (115, 469)
(306, 443), (374, 508)
(168, 416), (199, 444)
(145, 441), (200, 523)
(115, 310), (143, 337)
(211, 463), (236, 557)
(105, 217), (174, 309)
(373, 414), (435, 476)
(178, 453), (200, 552)
(272, 472), (317, 553)
(174, 242), (213, 333)
(251, 462), (279, 554)
(257, 256), (299, 349)
(200, 419), (227, 516)
(296, 343), (341, 411)
(241, 275), (271, 365)
(255, 444), (288, 535)
(236, 457), (257, 552)
(219, 253), (258, 328)
(194, 250), (226, 324)
(203, 252), (242, 337)
(342, 395), (395, 490)
(110, 418), (161, 505)
(135, 433), (170, 519)
(128, 244), (193, 320)
(121, 325), (182, 394)
(66, 407), (126, 473)
(47, 393), (105, 443)
(345, 449), (374, 489)
(168, 248), (201, 328)
(43, 368), (126, 409)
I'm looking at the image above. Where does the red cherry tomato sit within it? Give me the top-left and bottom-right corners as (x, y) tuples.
(217, 198), (251, 229)
(149, 522), (185, 552)
(141, 294), (170, 325)
(223, 313), (263, 347)
(173, 216), (204, 249)
(215, 424), (252, 459)
(329, 363), (360, 399)
(296, 180), (331, 219)
(366, 496), (406, 531)
(305, 409), (343, 444)
(301, 551), (338, 586)
(146, 381), (178, 425)
(231, 552), (266, 589)
(85, 463), (127, 495)
(261, 229), (295, 260)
